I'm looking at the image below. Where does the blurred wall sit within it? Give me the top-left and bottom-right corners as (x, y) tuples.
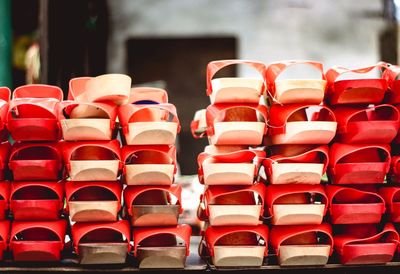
(107, 0), (385, 75)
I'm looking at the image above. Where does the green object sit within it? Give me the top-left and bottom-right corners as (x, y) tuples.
(0, 0), (12, 88)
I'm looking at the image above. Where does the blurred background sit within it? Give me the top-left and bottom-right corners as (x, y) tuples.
(0, 0), (398, 230)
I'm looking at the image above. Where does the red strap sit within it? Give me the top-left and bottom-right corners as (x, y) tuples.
(204, 225), (269, 257)
(68, 77), (92, 100)
(121, 145), (176, 163)
(10, 220), (67, 243)
(0, 87), (11, 102)
(269, 223), (333, 255)
(10, 142), (61, 162)
(129, 87), (168, 104)
(332, 104), (400, 134)
(329, 143), (391, 169)
(0, 220), (10, 242)
(268, 104), (336, 135)
(124, 184), (182, 213)
(334, 223), (399, 251)
(133, 224), (191, 256)
(326, 185), (385, 206)
(65, 181), (122, 205)
(118, 103), (181, 134)
(379, 187), (400, 207)
(13, 84), (63, 101)
(265, 184), (328, 216)
(206, 60), (266, 96)
(58, 100), (118, 129)
(72, 220), (131, 253)
(266, 60), (325, 97)
(10, 181), (64, 201)
(326, 62), (388, 84)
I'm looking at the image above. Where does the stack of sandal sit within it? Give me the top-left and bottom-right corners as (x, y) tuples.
(61, 75), (131, 265)
(264, 60), (336, 267)
(325, 63), (400, 265)
(192, 60), (269, 268)
(7, 84), (66, 262)
(120, 87), (191, 269)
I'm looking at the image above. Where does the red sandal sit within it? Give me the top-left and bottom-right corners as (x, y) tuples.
(325, 63), (388, 105)
(333, 223), (398, 265)
(0, 182), (9, 220)
(198, 183), (267, 226)
(65, 181), (122, 222)
(202, 225), (268, 268)
(198, 145), (264, 186)
(9, 220), (67, 262)
(266, 184), (328, 225)
(379, 187), (400, 222)
(133, 224), (191, 269)
(333, 104), (399, 143)
(326, 185), (385, 224)
(0, 220), (9, 260)
(9, 142), (62, 181)
(267, 104), (336, 145)
(206, 60), (266, 104)
(121, 145), (176, 185)
(269, 223), (333, 266)
(124, 184), (182, 227)
(10, 181), (64, 220)
(266, 60), (326, 105)
(328, 143), (390, 185)
(8, 84), (62, 141)
(389, 155), (400, 184)
(62, 140), (122, 181)
(72, 220), (130, 264)
(0, 142), (10, 181)
(263, 145), (329, 185)
(382, 64), (400, 104)
(0, 87), (10, 142)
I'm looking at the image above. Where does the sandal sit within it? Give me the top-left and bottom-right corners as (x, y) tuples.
(266, 184), (328, 225)
(10, 181), (64, 220)
(198, 145), (265, 185)
(0, 142), (10, 181)
(266, 60), (326, 104)
(264, 145), (328, 185)
(333, 104), (399, 143)
(380, 187), (400, 222)
(72, 220), (130, 265)
(328, 143), (390, 185)
(206, 60), (266, 104)
(198, 183), (266, 226)
(133, 224), (191, 269)
(0, 182), (9, 220)
(325, 63), (388, 105)
(326, 185), (385, 224)
(124, 184), (182, 227)
(0, 87), (10, 142)
(269, 223), (333, 266)
(383, 64), (400, 104)
(0, 221), (9, 260)
(8, 84), (62, 141)
(9, 220), (67, 262)
(65, 181), (122, 222)
(121, 145), (176, 185)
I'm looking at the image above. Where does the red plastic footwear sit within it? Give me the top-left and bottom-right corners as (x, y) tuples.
(325, 63), (388, 105)
(0, 142), (10, 181)
(389, 155), (400, 183)
(65, 181), (122, 222)
(121, 145), (176, 185)
(0, 220), (9, 260)
(198, 183), (267, 226)
(9, 142), (62, 181)
(267, 104), (336, 145)
(383, 64), (400, 104)
(0, 182), (9, 220)
(202, 225), (268, 268)
(133, 224), (191, 269)
(8, 84), (62, 141)
(72, 220), (130, 265)
(191, 104), (268, 145)
(326, 185), (385, 224)
(124, 184), (182, 227)
(0, 87), (10, 142)
(265, 184), (328, 225)
(333, 223), (398, 265)
(264, 145), (329, 185)
(10, 181), (64, 220)
(62, 140), (122, 181)
(333, 104), (399, 143)
(58, 100), (118, 141)
(119, 103), (180, 145)
(9, 220), (67, 262)
(380, 187), (400, 222)
(266, 60), (326, 104)
(198, 145), (265, 185)
(328, 143), (390, 185)
(206, 60), (266, 104)
(269, 223), (333, 266)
